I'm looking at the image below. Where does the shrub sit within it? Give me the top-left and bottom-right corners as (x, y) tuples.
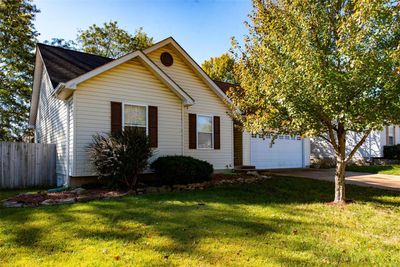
(150, 156), (213, 185)
(88, 128), (153, 189)
(383, 145), (400, 159)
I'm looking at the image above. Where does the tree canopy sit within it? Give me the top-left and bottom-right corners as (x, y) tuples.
(0, 0), (39, 141)
(76, 21), (154, 58)
(44, 38), (77, 50)
(202, 53), (237, 84)
(230, 0), (400, 203)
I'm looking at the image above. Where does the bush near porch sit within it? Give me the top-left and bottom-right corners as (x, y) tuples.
(0, 176), (399, 266)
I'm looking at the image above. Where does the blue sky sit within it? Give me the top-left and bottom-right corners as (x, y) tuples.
(33, 0), (252, 63)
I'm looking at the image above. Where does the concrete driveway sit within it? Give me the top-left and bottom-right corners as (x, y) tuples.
(270, 168), (400, 191)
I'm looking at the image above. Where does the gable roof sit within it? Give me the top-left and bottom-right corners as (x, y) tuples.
(37, 43), (113, 88)
(143, 37), (232, 105)
(30, 38), (234, 125)
(36, 40), (232, 97)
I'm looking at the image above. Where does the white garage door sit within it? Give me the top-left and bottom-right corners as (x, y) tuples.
(251, 135), (304, 169)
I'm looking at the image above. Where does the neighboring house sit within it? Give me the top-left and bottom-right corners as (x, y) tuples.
(311, 125), (399, 162)
(29, 37), (310, 186)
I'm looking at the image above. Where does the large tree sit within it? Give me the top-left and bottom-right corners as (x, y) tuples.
(202, 53), (238, 84)
(77, 21), (153, 58)
(0, 0), (39, 141)
(44, 38), (77, 50)
(230, 0), (400, 203)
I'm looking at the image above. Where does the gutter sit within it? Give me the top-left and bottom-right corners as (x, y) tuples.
(52, 83), (66, 97)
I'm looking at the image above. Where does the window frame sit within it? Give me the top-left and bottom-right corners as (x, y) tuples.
(122, 102), (148, 135)
(196, 114), (214, 150)
(389, 136), (394, 145)
(388, 126), (395, 145)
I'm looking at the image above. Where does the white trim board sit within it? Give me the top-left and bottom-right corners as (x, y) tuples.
(55, 50), (195, 106)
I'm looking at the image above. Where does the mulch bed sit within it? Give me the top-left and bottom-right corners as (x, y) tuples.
(4, 189), (128, 208)
(212, 173), (255, 182)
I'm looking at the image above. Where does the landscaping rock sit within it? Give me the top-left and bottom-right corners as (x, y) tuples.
(70, 187), (86, 195)
(246, 171), (260, 177)
(56, 197), (76, 204)
(146, 187), (159, 193)
(76, 195), (99, 203)
(3, 200), (23, 208)
(42, 197), (75, 205)
(41, 199), (58, 205)
(157, 185), (170, 193)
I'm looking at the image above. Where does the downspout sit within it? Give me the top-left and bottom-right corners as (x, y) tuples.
(181, 103), (185, 155)
(302, 138), (305, 167)
(66, 98), (70, 187)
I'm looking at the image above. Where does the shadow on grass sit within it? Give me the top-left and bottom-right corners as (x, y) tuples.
(0, 176), (399, 265)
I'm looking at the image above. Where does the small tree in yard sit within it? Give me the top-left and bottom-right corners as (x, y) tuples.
(230, 0), (400, 204)
(88, 128), (153, 189)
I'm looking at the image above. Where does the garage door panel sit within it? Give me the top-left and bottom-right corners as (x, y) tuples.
(251, 137), (303, 169)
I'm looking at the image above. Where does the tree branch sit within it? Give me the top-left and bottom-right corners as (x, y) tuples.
(326, 123), (339, 152)
(318, 134), (331, 144)
(345, 128), (373, 163)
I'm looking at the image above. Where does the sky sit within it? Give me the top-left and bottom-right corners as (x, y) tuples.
(33, 0), (252, 64)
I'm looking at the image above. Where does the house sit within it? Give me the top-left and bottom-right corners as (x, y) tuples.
(29, 37), (310, 186)
(311, 126), (399, 163)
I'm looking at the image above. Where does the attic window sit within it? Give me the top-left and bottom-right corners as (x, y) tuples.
(160, 52), (173, 67)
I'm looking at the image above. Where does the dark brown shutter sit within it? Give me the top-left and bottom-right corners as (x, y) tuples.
(214, 116), (220, 149)
(189, 113), (197, 149)
(111, 102), (122, 134)
(386, 126), (389, 144)
(148, 106), (158, 147)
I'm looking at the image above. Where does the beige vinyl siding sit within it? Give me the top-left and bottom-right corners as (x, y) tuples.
(35, 68), (69, 185)
(148, 45), (234, 169)
(303, 138), (311, 167)
(68, 98), (74, 176)
(74, 58), (183, 176)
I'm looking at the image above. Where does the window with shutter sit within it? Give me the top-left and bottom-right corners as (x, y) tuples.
(123, 104), (147, 135)
(214, 116), (220, 149)
(111, 102), (122, 134)
(148, 106), (158, 147)
(189, 113), (197, 149)
(197, 115), (213, 149)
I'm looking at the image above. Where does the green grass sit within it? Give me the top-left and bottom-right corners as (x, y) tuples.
(346, 164), (400, 175)
(1, 177), (399, 266)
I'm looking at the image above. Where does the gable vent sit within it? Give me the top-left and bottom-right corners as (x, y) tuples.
(160, 52), (173, 67)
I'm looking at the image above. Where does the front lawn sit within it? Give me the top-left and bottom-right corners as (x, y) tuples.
(346, 164), (400, 175)
(1, 177), (399, 266)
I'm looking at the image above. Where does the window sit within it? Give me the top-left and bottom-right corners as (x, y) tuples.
(197, 115), (213, 149)
(388, 126), (395, 145)
(123, 104), (147, 134)
(389, 136), (394, 145)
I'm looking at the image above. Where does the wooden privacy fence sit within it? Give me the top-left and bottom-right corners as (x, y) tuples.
(0, 142), (56, 188)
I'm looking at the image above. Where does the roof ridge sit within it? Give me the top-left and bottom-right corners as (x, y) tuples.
(37, 43), (113, 60)
(213, 80), (239, 86)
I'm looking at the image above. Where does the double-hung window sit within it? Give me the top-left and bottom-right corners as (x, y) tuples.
(123, 104), (147, 134)
(388, 126), (395, 145)
(197, 115), (213, 149)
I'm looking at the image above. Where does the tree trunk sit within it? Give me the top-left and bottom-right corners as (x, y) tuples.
(334, 156), (346, 204)
(334, 124), (346, 204)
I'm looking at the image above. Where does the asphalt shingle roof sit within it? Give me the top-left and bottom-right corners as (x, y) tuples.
(37, 43), (113, 88)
